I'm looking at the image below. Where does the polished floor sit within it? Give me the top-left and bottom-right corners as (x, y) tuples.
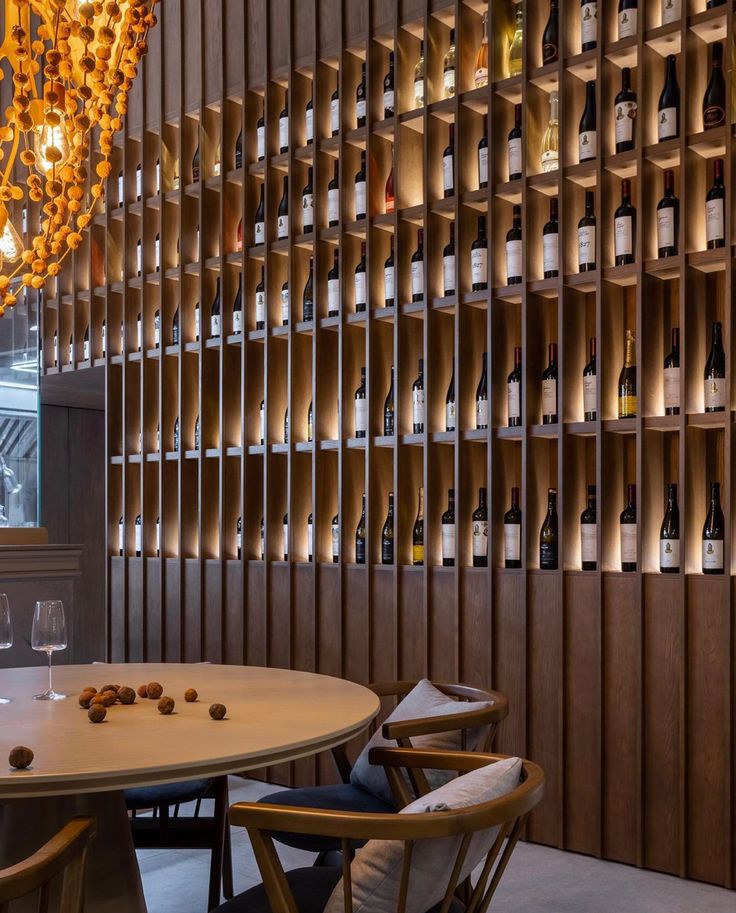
(138, 778), (736, 913)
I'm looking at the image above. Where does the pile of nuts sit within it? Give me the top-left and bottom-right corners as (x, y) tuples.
(76, 681), (228, 724)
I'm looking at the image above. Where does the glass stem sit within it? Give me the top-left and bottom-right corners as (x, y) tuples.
(47, 650), (53, 694)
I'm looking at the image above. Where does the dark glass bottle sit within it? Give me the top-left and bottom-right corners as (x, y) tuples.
(172, 306), (180, 346)
(354, 367), (367, 438)
(277, 176), (289, 240)
(580, 0), (597, 53)
(706, 158), (725, 249)
(303, 257), (314, 322)
(384, 234), (395, 307)
(383, 51), (395, 118)
(411, 229), (424, 302)
(618, 329), (637, 418)
(328, 160), (340, 228)
(441, 489), (456, 567)
(254, 182), (265, 246)
(702, 481), (725, 574)
(282, 512), (289, 561)
(471, 216), (489, 291)
(542, 342), (558, 424)
(446, 357), (456, 431)
(614, 66), (637, 153)
(543, 197), (559, 279)
(704, 320), (726, 413)
(542, 0), (559, 65)
(257, 103), (265, 161)
(381, 492), (394, 565)
(412, 358), (425, 434)
(355, 493), (367, 564)
(443, 123), (455, 198)
(413, 488), (424, 566)
(279, 91), (289, 154)
(355, 151), (367, 220)
(663, 327), (680, 416)
(302, 166), (314, 233)
(476, 352), (488, 430)
(192, 142), (200, 183)
(508, 346), (522, 427)
(331, 512), (339, 563)
(620, 484), (637, 572)
(539, 488), (558, 570)
(235, 128), (243, 170)
(657, 169), (678, 257)
(659, 483), (680, 573)
(703, 41), (725, 130)
(657, 54), (679, 141)
(210, 277), (221, 339)
(578, 80), (597, 163)
(330, 73), (340, 137)
(504, 487), (522, 569)
(384, 365), (395, 436)
(385, 145), (395, 212)
(255, 265), (265, 330)
(327, 249), (340, 317)
(443, 222), (456, 296)
(506, 206), (522, 285)
(478, 114), (488, 189)
(472, 488), (488, 567)
(580, 484), (597, 571)
(232, 273), (243, 335)
(578, 189), (596, 272)
(355, 241), (367, 312)
(307, 400), (314, 443)
(618, 0), (637, 39)
(614, 178), (636, 266)
(508, 104), (522, 181)
(356, 61), (367, 128)
(583, 337), (597, 422)
(305, 94), (313, 146)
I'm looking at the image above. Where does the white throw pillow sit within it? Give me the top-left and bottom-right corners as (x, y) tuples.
(325, 756), (522, 913)
(350, 679), (493, 805)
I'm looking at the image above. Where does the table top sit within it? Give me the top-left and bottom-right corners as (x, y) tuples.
(0, 663), (379, 799)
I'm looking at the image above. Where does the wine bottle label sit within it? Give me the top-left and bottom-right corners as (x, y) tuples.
(356, 99), (366, 121)
(581, 2), (597, 44)
(355, 181), (367, 217)
(279, 116), (288, 150)
(581, 522), (597, 563)
(618, 8), (637, 38)
(414, 79), (424, 104)
(194, 308), (200, 340)
(540, 541), (557, 568)
(663, 366), (680, 409)
(136, 246), (142, 274)
(233, 310), (243, 334)
(443, 255), (455, 294)
(619, 393), (637, 417)
(83, 339), (90, 361)
(579, 130), (597, 161)
(703, 104), (725, 130)
(473, 521), (488, 557)
(412, 389), (425, 429)
(413, 543), (424, 564)
(706, 198), (724, 243)
(474, 67), (488, 85)
(328, 278), (340, 314)
(441, 523), (455, 560)
(255, 221), (265, 245)
(583, 374), (596, 416)
(280, 287), (289, 324)
(305, 109), (313, 144)
(542, 378), (557, 417)
(702, 539), (724, 571)
(508, 380), (520, 420)
(446, 401), (456, 431)
(135, 525), (142, 554)
(578, 225), (596, 265)
(471, 248), (488, 285)
(302, 193), (314, 229)
(543, 233), (559, 274)
(277, 215), (289, 239)
(237, 530), (242, 551)
(657, 208), (675, 250)
(620, 523), (637, 565)
(704, 377), (725, 410)
(411, 261), (424, 297)
(257, 125), (265, 159)
(506, 239), (522, 281)
(101, 325), (106, 354)
(478, 146), (488, 185)
(137, 319), (142, 350)
(443, 153), (454, 192)
(155, 238), (160, 268)
(330, 98), (340, 134)
(662, 0), (681, 25)
(136, 168), (142, 199)
(69, 342), (73, 363)
(614, 101), (637, 144)
(660, 538), (680, 569)
(476, 397), (489, 428)
(118, 175), (124, 204)
(508, 137), (522, 178)
(119, 523), (125, 554)
(211, 314), (220, 338)
(658, 107), (677, 141)
(355, 538), (365, 563)
(328, 188), (340, 224)
(355, 271), (367, 306)
(355, 398), (367, 434)
(332, 523), (339, 559)
(255, 291), (265, 325)
(614, 215), (633, 257)
(383, 90), (394, 113)
(504, 524), (521, 562)
(259, 408), (265, 443)
(444, 69), (455, 94)
(283, 524), (289, 559)
(384, 266), (395, 301)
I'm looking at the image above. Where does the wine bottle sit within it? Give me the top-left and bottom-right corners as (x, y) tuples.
(283, 512), (289, 561)
(614, 178), (636, 266)
(384, 365), (395, 435)
(411, 229), (424, 302)
(354, 366), (367, 438)
(254, 182), (265, 245)
(540, 90), (559, 172)
(478, 115), (489, 188)
(659, 483), (680, 573)
(614, 67), (637, 153)
(136, 312), (142, 351)
(83, 324), (90, 360)
(194, 415), (200, 451)
(355, 151), (367, 220)
(302, 166), (314, 233)
(381, 492), (394, 564)
(260, 517), (265, 560)
(258, 399), (265, 445)
(307, 512), (313, 562)
(385, 145), (395, 213)
(356, 61), (367, 127)
(280, 279), (289, 327)
(581, 337), (597, 421)
(580, 484), (597, 571)
(236, 218), (243, 252)
(413, 487), (424, 566)
(706, 158), (725, 249)
(279, 90), (289, 154)
(52, 330), (58, 366)
(508, 2), (523, 75)
(508, 346), (522, 427)
(578, 189), (596, 272)
(257, 103), (265, 161)
(412, 358), (425, 434)
(661, 0), (681, 25)
(704, 320), (726, 413)
(135, 513), (142, 557)
(542, 342), (558, 424)
(619, 485), (637, 570)
(543, 197), (559, 279)
(703, 42), (725, 130)
(102, 319), (107, 355)
(506, 206), (522, 285)
(580, 0), (597, 52)
(136, 237), (142, 276)
(213, 142), (221, 177)
(232, 273), (243, 334)
(504, 487), (522, 569)
(414, 40), (425, 108)
(618, 0), (637, 40)
(579, 80), (597, 163)
(383, 51), (395, 118)
(444, 29), (456, 98)
(118, 516), (125, 556)
(307, 400), (314, 442)
(663, 327), (680, 416)
(135, 162), (143, 200)
(331, 512), (340, 563)
(174, 415), (180, 452)
(539, 488), (558, 570)
(303, 257), (314, 322)
(235, 129), (243, 170)
(118, 169), (124, 207)
(618, 329), (637, 418)
(475, 12), (489, 87)
(328, 160), (339, 227)
(658, 55), (679, 141)
(330, 72), (340, 137)
(446, 357), (456, 431)
(154, 232), (160, 271)
(233, 514), (241, 559)
(193, 302), (200, 342)
(355, 241), (367, 312)
(303, 92), (313, 146)
(657, 169), (678, 257)
(210, 277), (221, 338)
(443, 222), (456, 296)
(543, 0), (559, 64)
(476, 352), (489, 430)
(283, 407), (289, 444)
(472, 216), (489, 291)
(384, 234), (395, 306)
(702, 481), (725, 574)
(443, 123), (455, 198)
(472, 488), (489, 567)
(255, 265), (265, 330)
(441, 489), (455, 567)
(508, 104), (522, 181)
(327, 249), (340, 317)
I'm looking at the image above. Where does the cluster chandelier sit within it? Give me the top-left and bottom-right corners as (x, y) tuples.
(0, 0), (158, 317)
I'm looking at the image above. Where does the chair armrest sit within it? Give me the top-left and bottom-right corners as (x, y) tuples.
(369, 747), (513, 774)
(381, 697), (507, 742)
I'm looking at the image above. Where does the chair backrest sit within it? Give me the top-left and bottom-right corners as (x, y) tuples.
(0, 818), (95, 913)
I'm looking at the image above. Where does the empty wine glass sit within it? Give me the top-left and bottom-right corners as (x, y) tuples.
(0, 594), (12, 704)
(31, 600), (67, 701)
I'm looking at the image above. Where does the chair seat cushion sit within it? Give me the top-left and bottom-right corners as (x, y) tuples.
(124, 778), (213, 811)
(258, 784), (396, 853)
(213, 867), (465, 913)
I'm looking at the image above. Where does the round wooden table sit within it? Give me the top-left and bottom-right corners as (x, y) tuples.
(0, 663), (379, 913)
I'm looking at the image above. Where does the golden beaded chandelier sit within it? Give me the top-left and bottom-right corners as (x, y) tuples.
(0, 0), (158, 317)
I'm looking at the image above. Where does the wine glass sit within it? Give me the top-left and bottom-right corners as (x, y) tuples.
(31, 600), (67, 701)
(0, 593), (12, 704)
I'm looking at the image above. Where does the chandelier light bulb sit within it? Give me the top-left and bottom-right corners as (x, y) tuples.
(0, 217), (23, 264)
(33, 120), (71, 177)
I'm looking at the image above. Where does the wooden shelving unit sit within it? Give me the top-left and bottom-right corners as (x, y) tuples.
(46, 0), (736, 888)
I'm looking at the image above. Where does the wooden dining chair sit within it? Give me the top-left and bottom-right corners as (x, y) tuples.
(213, 749), (544, 913)
(0, 817), (95, 913)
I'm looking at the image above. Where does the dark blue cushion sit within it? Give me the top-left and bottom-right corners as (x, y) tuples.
(258, 783), (396, 853)
(124, 778), (213, 811)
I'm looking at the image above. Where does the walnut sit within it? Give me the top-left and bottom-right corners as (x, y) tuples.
(9, 746), (33, 769)
(101, 684), (119, 694)
(88, 705), (107, 723)
(184, 688), (198, 703)
(209, 703), (227, 720)
(90, 693), (107, 706)
(117, 686), (136, 705)
(78, 690), (96, 708)
(100, 690), (118, 707)
(158, 696), (175, 715)
(147, 682), (163, 699)
(137, 684), (148, 698)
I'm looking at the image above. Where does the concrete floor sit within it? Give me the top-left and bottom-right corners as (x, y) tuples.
(138, 778), (736, 913)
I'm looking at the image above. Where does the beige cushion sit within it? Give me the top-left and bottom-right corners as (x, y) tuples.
(350, 679), (493, 805)
(325, 756), (522, 913)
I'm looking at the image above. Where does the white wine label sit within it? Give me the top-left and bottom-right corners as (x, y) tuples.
(354, 398), (367, 434)
(472, 248), (488, 285)
(119, 523), (125, 554)
(302, 193), (314, 229)
(578, 225), (596, 265)
(356, 99), (366, 121)
(279, 116), (288, 150)
(702, 539), (724, 571)
(259, 408), (265, 443)
(155, 238), (160, 268)
(506, 239), (522, 281)
(383, 90), (394, 113)
(305, 109), (313, 143)
(657, 208), (675, 249)
(328, 188), (340, 224)
(508, 137), (522, 178)
(194, 308), (200, 340)
(504, 524), (521, 561)
(660, 538), (680, 569)
(473, 521), (488, 557)
(614, 101), (637, 145)
(412, 389), (425, 428)
(583, 374), (597, 415)
(330, 98), (340, 134)
(442, 154), (454, 192)
(618, 8), (637, 38)
(134, 525), (142, 555)
(508, 380), (520, 420)
(614, 215), (633, 257)
(579, 130), (597, 161)
(581, 2), (597, 45)
(542, 379), (557, 417)
(236, 529), (242, 551)
(704, 377), (725, 410)
(478, 146), (488, 185)
(476, 398), (489, 428)
(307, 522), (313, 558)
(411, 261), (424, 297)
(663, 366), (680, 409)
(278, 215), (289, 239)
(328, 278), (340, 314)
(662, 0), (681, 25)
(384, 266), (395, 301)
(135, 168), (142, 199)
(444, 69), (455, 95)
(620, 523), (637, 564)
(706, 199), (724, 244)
(332, 523), (340, 558)
(658, 107), (677, 141)
(255, 221), (265, 245)
(355, 271), (367, 306)
(441, 523), (455, 560)
(118, 174), (124, 204)
(53, 336), (58, 364)
(101, 325), (106, 354)
(446, 401), (456, 431)
(355, 181), (367, 218)
(283, 524), (289, 559)
(233, 310), (243, 334)
(581, 522), (597, 563)
(255, 291), (265, 325)
(257, 125), (265, 159)
(137, 319), (142, 351)
(474, 67), (488, 86)
(443, 255), (455, 294)
(136, 246), (142, 274)
(414, 79), (424, 104)
(280, 287), (289, 323)
(543, 232), (559, 274)
(83, 339), (90, 361)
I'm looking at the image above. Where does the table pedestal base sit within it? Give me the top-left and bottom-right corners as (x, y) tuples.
(0, 790), (147, 913)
